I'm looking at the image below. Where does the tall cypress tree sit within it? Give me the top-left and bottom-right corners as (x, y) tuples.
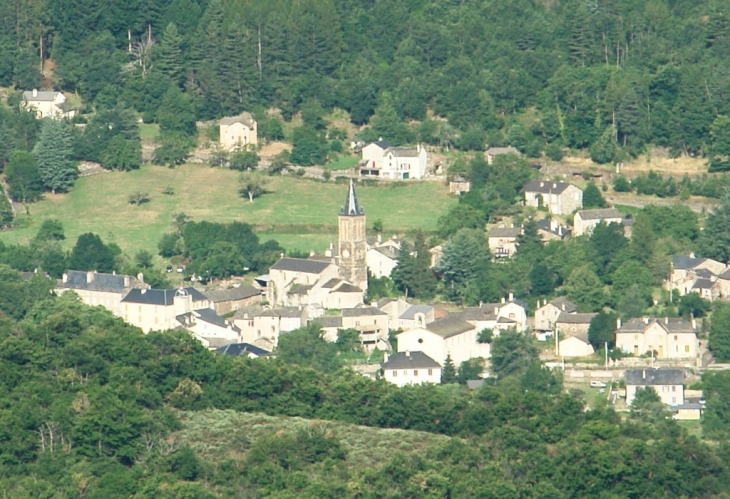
(33, 120), (76, 194)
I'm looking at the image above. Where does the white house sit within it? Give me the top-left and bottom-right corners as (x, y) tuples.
(396, 315), (489, 366)
(615, 317), (698, 359)
(625, 368), (685, 406)
(381, 351), (441, 387)
(535, 297), (577, 332)
(573, 208), (623, 237)
(359, 140), (429, 179)
(558, 332), (595, 358)
(219, 112), (258, 150)
(22, 89), (75, 119)
(120, 287), (212, 333)
(176, 308), (241, 347)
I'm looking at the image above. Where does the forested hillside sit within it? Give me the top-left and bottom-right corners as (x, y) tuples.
(2, 0), (730, 164)
(2, 270), (730, 497)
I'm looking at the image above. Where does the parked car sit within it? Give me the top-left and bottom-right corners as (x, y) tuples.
(176, 266), (184, 273)
(166, 265), (173, 273)
(590, 381), (607, 388)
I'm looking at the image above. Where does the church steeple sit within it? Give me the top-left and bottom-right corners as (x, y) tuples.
(341, 180), (364, 216)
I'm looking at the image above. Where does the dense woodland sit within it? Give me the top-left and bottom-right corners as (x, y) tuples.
(3, 0), (730, 167)
(2, 278), (730, 497)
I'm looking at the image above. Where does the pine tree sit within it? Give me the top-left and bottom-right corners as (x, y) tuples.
(33, 120), (76, 194)
(157, 23), (185, 86)
(441, 355), (457, 384)
(616, 87), (641, 147)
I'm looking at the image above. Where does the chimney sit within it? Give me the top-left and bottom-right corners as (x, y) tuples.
(141, 288), (147, 294)
(664, 316), (668, 324)
(124, 276), (130, 287)
(377, 233), (382, 244)
(616, 318), (622, 329)
(112, 270), (116, 275)
(553, 183), (557, 188)
(539, 181), (544, 188)
(501, 297), (506, 304)
(309, 250), (315, 257)
(32, 88), (38, 97)
(692, 318), (697, 330)
(642, 370), (646, 379)
(384, 352), (389, 363)
(643, 317), (649, 324)
(561, 303), (565, 311)
(405, 350), (410, 358)
(280, 252), (284, 259)
(508, 292), (514, 302)
(550, 219), (558, 231)
(137, 272), (144, 283)
(62, 273), (68, 283)
(87, 270), (95, 283)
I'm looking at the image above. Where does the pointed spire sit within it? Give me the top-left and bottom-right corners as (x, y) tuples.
(341, 179), (364, 216)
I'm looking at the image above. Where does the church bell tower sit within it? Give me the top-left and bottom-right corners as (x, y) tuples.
(338, 180), (368, 292)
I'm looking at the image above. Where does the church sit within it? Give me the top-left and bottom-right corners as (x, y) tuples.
(266, 181), (369, 309)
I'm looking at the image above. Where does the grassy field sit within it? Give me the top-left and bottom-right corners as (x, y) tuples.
(176, 409), (452, 468)
(0, 164), (455, 256)
(324, 155), (359, 170)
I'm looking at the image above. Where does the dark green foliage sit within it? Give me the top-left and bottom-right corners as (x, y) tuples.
(76, 108), (141, 170)
(229, 149), (259, 171)
(33, 119), (77, 194)
(440, 355), (457, 384)
(391, 230), (436, 299)
(588, 311), (618, 350)
(697, 194), (730, 263)
(709, 303), (730, 362)
(0, 183), (13, 228)
(69, 233), (116, 273)
(457, 358), (484, 384)
(582, 182), (607, 209)
(276, 324), (342, 373)
(612, 174), (632, 192)
(153, 132), (194, 166)
(679, 292), (711, 318)
(436, 228), (494, 305)
(5, 150), (43, 203)
(290, 125), (327, 166)
(35, 219), (65, 242)
(490, 329), (539, 378)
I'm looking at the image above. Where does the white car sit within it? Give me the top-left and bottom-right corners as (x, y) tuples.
(590, 381), (607, 388)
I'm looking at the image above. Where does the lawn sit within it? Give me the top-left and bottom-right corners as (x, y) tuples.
(324, 155), (359, 171)
(138, 123), (160, 143)
(0, 164), (455, 257)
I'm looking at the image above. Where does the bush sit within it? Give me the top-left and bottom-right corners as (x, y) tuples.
(128, 192), (150, 205)
(546, 143), (564, 161)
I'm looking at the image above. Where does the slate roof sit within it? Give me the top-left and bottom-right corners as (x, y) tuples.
(122, 287), (207, 305)
(625, 368), (684, 386)
(556, 312), (597, 324)
(270, 258), (331, 274)
(400, 304), (433, 320)
(521, 180), (573, 195)
(321, 278), (343, 289)
(342, 306), (387, 317)
(341, 180), (364, 216)
(370, 140), (392, 150)
(177, 308), (241, 333)
(215, 343), (271, 357)
(256, 307), (304, 318)
(719, 268), (730, 280)
(334, 283), (363, 293)
(219, 112), (255, 127)
(61, 270), (138, 293)
(576, 208), (622, 221)
(385, 146), (419, 158)
(426, 315), (475, 339)
(204, 285), (261, 302)
(488, 227), (522, 238)
(671, 255), (708, 270)
(536, 219), (570, 237)
(466, 379), (485, 390)
(313, 316), (343, 328)
(693, 278), (714, 290)
(695, 269), (715, 278)
(562, 331), (590, 343)
(289, 284), (313, 295)
(382, 351), (440, 370)
(372, 245), (399, 259)
(487, 146), (520, 156)
(617, 317), (696, 334)
(23, 90), (61, 102)
(546, 297), (577, 313)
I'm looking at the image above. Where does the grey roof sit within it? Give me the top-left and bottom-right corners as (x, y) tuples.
(536, 219), (570, 237)
(695, 269), (715, 278)
(562, 331), (590, 343)
(256, 307), (304, 318)
(342, 306), (387, 317)
(215, 343), (271, 357)
(487, 146), (520, 156)
(382, 351), (441, 370)
(426, 315), (475, 339)
(521, 180), (573, 195)
(322, 278), (343, 289)
(400, 304), (433, 320)
(466, 379), (485, 390)
(373, 245), (399, 259)
(693, 278), (714, 290)
(219, 112), (255, 127)
(488, 227), (522, 238)
(177, 308), (241, 333)
(21, 271), (51, 281)
(625, 369), (684, 386)
(23, 90), (61, 102)
(122, 287), (207, 305)
(370, 140), (392, 149)
(719, 268), (730, 280)
(546, 297), (577, 313)
(288, 284), (313, 295)
(60, 270), (138, 293)
(204, 285), (261, 303)
(556, 312), (597, 324)
(385, 146), (419, 158)
(340, 180), (364, 216)
(670, 403), (703, 410)
(617, 317), (696, 334)
(377, 297), (397, 308)
(576, 208), (622, 221)
(672, 255), (708, 270)
(312, 316), (343, 328)
(334, 283), (363, 293)
(270, 257), (331, 274)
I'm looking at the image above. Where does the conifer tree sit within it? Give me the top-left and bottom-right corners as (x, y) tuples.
(33, 120), (76, 194)
(441, 355), (457, 384)
(157, 23), (185, 86)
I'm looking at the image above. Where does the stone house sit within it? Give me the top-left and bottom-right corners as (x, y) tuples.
(22, 89), (75, 119)
(376, 297), (411, 329)
(487, 227), (522, 258)
(381, 351), (441, 387)
(457, 296), (528, 332)
(314, 306), (389, 349)
(485, 146), (520, 164)
(522, 180), (583, 215)
(398, 304), (435, 330)
(397, 315), (490, 366)
(204, 285), (262, 315)
(176, 308), (241, 347)
(625, 368), (685, 406)
(573, 208), (623, 236)
(666, 254), (727, 300)
(219, 112), (257, 150)
(120, 287), (212, 333)
(558, 332), (595, 358)
(366, 240), (400, 279)
(536, 219), (570, 242)
(449, 175), (471, 195)
(615, 317), (698, 359)
(555, 312), (597, 337)
(236, 307), (309, 348)
(535, 297), (577, 332)
(56, 270), (148, 317)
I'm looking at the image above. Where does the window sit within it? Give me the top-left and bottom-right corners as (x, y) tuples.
(674, 335), (678, 341)
(634, 335), (638, 340)
(393, 370), (397, 377)
(685, 345), (690, 353)
(428, 369), (433, 375)
(414, 370), (419, 376)
(672, 386), (676, 392)
(672, 397), (676, 404)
